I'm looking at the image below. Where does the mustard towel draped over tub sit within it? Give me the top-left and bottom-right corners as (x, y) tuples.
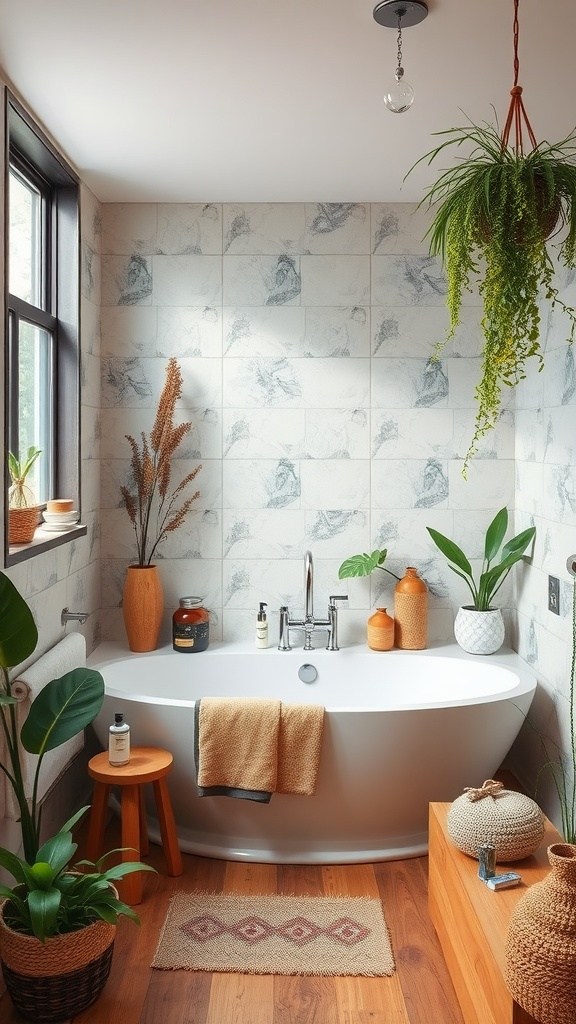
(194, 697), (325, 802)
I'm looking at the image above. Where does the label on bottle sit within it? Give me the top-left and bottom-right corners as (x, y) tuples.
(173, 619), (209, 652)
(109, 729), (130, 765)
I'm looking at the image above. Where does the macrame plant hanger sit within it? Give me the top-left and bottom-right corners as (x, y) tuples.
(500, 0), (537, 155)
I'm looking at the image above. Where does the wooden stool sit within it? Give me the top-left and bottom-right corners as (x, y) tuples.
(86, 745), (183, 905)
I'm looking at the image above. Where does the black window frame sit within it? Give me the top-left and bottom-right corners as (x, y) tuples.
(4, 91), (86, 565)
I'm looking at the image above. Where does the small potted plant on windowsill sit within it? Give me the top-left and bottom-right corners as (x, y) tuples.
(7, 446), (42, 545)
(0, 572), (155, 1021)
(426, 507), (536, 654)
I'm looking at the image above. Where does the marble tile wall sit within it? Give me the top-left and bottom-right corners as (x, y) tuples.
(507, 270), (576, 819)
(100, 201), (516, 646)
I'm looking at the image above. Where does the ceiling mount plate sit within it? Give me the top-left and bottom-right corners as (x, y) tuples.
(373, 0), (429, 29)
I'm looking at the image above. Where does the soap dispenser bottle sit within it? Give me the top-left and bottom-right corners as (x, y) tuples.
(256, 602), (268, 648)
(109, 712), (130, 766)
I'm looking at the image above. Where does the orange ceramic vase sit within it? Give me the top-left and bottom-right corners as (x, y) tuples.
(367, 608), (394, 651)
(123, 565), (164, 652)
(394, 567), (427, 650)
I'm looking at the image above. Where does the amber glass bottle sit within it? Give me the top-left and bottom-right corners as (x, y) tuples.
(172, 596), (209, 653)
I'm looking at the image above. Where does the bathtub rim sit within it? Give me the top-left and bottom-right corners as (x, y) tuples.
(87, 640), (538, 713)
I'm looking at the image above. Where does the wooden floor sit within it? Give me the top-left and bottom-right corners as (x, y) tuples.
(0, 823), (465, 1024)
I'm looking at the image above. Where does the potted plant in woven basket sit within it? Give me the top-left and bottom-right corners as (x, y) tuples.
(406, 0), (576, 475)
(0, 572), (155, 1022)
(426, 507), (535, 654)
(7, 446), (42, 544)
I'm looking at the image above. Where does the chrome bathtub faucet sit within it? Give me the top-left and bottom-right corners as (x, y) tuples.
(278, 551), (348, 652)
(61, 608), (88, 626)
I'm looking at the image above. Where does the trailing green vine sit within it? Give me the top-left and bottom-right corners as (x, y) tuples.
(407, 119), (576, 475)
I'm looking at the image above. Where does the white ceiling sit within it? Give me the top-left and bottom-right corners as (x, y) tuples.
(1, 0), (575, 204)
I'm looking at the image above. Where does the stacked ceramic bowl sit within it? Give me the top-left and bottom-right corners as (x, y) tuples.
(42, 499), (79, 532)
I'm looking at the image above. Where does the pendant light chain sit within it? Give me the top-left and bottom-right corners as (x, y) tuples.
(396, 13), (404, 78)
(500, 0), (537, 155)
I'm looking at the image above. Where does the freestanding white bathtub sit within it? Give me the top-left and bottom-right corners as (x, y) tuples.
(88, 641), (537, 864)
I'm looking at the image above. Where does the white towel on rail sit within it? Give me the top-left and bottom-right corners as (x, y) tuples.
(1, 633), (86, 820)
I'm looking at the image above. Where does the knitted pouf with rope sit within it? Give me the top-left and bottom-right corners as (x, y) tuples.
(446, 780), (545, 861)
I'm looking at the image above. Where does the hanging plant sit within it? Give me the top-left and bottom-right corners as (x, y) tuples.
(406, 0), (576, 474)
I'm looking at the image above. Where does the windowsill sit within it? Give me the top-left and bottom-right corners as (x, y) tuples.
(7, 522), (88, 566)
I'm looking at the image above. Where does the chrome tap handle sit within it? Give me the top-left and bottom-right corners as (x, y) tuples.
(326, 595), (348, 652)
(278, 606), (292, 651)
(304, 550), (314, 620)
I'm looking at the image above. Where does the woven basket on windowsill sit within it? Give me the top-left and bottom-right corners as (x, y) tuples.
(0, 900), (116, 1023)
(8, 505), (41, 545)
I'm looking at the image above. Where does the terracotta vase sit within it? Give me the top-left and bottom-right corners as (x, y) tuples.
(122, 565), (164, 652)
(367, 608), (394, 651)
(394, 567), (427, 650)
(504, 843), (576, 1024)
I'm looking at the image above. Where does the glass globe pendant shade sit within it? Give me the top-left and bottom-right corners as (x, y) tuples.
(373, 1), (427, 114)
(383, 68), (414, 113)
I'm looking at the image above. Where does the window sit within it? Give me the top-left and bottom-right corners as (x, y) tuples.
(5, 93), (85, 563)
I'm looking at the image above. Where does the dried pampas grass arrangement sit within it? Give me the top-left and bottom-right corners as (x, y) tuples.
(120, 358), (201, 566)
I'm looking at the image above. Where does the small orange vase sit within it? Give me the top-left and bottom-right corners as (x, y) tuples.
(394, 567), (427, 650)
(122, 565), (164, 652)
(367, 608), (394, 651)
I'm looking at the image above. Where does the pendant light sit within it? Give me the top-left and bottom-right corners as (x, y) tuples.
(373, 1), (428, 113)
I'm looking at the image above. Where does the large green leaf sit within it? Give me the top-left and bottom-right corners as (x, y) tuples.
(29, 861), (57, 889)
(500, 526), (536, 562)
(36, 829), (77, 874)
(484, 507), (508, 562)
(338, 550), (387, 579)
(28, 886), (61, 941)
(20, 667), (104, 756)
(0, 572), (38, 672)
(0, 846), (29, 884)
(426, 528), (473, 577)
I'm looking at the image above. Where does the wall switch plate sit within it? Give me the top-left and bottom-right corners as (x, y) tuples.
(548, 575), (560, 614)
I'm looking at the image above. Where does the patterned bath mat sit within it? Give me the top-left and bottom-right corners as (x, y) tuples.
(152, 890), (395, 977)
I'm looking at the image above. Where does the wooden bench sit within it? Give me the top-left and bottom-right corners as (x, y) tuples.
(428, 801), (562, 1024)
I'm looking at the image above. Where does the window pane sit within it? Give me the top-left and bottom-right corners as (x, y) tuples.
(9, 168), (42, 306)
(17, 320), (53, 503)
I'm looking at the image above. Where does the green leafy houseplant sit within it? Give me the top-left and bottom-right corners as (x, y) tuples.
(7, 446), (42, 508)
(426, 507), (535, 611)
(0, 807), (153, 941)
(407, 118), (576, 473)
(338, 549), (401, 583)
(0, 570), (155, 941)
(0, 571), (104, 862)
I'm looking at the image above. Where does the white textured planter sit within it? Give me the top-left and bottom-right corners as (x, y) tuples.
(454, 606), (505, 655)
